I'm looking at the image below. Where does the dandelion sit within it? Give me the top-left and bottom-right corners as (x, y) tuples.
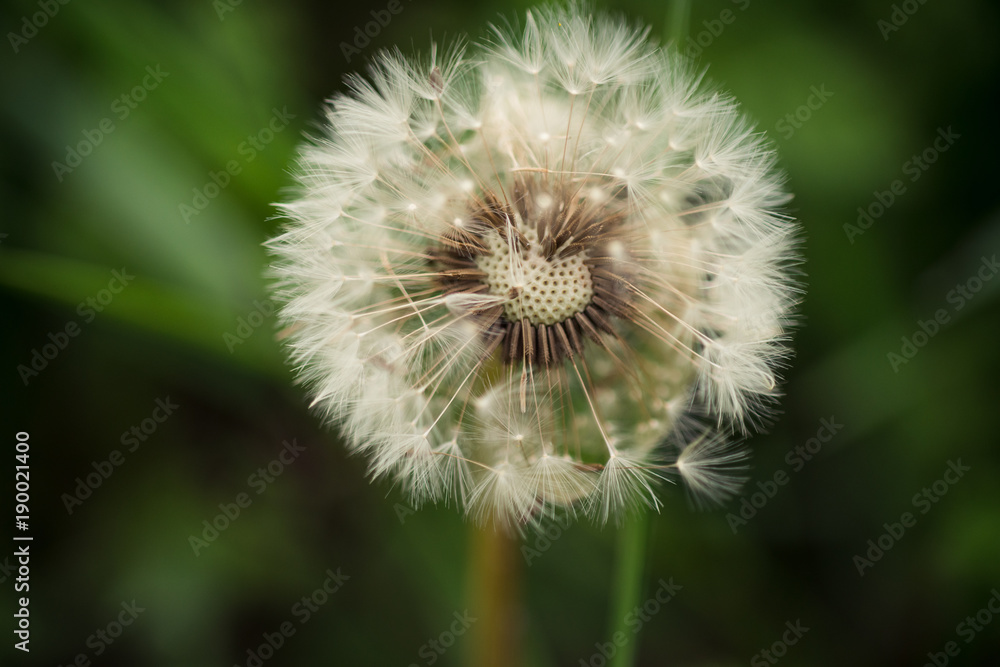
(266, 4), (801, 529)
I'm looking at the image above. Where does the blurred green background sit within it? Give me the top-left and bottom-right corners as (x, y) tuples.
(2, 0), (999, 665)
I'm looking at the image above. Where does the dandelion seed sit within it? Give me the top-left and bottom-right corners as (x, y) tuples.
(266, 4), (801, 529)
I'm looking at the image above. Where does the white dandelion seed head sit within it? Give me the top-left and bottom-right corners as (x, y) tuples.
(267, 4), (802, 530)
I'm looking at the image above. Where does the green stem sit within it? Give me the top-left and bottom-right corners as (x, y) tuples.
(468, 524), (520, 667)
(667, 0), (692, 48)
(607, 512), (652, 667)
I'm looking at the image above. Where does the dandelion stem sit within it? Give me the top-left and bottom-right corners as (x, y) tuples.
(667, 0), (692, 48)
(607, 512), (652, 667)
(467, 523), (521, 667)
